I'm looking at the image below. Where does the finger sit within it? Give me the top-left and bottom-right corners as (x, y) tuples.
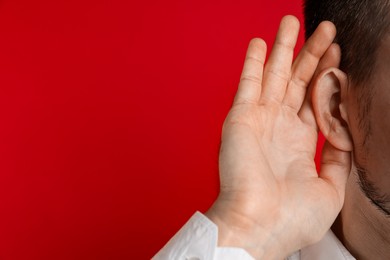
(298, 43), (341, 129)
(234, 38), (267, 105)
(283, 21), (336, 112)
(260, 15), (300, 104)
(319, 141), (351, 209)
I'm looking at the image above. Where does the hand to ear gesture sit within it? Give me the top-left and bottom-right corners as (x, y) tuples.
(205, 16), (352, 259)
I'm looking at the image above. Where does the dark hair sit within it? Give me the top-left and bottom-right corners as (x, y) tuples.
(304, 0), (390, 85)
(304, 0), (390, 216)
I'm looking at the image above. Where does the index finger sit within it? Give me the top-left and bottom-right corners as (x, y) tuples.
(282, 21), (336, 112)
(298, 43), (341, 129)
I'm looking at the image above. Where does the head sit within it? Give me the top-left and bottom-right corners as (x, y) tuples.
(304, 0), (390, 216)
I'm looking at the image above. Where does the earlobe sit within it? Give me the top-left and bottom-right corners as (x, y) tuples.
(312, 68), (353, 152)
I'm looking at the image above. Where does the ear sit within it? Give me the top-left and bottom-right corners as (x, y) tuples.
(312, 68), (353, 152)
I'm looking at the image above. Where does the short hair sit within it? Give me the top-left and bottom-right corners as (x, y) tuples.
(304, 0), (390, 216)
(304, 0), (390, 85)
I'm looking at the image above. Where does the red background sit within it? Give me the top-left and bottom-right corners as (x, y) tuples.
(0, 0), (323, 259)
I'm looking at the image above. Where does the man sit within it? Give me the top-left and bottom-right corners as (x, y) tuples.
(305, 1), (390, 259)
(154, 0), (390, 259)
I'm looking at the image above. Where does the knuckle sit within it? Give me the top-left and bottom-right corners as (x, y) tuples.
(274, 39), (296, 50)
(234, 95), (257, 106)
(240, 74), (262, 84)
(245, 55), (265, 65)
(304, 46), (323, 60)
(282, 102), (298, 113)
(267, 68), (290, 82)
(291, 76), (308, 89)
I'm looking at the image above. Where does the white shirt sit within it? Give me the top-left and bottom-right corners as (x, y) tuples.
(153, 211), (356, 260)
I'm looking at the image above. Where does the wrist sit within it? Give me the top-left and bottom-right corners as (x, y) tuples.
(205, 202), (291, 259)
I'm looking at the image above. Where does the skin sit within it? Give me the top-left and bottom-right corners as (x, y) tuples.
(205, 16), (352, 259)
(203, 13), (390, 259)
(332, 33), (390, 259)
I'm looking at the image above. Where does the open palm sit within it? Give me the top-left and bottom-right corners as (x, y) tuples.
(206, 16), (351, 259)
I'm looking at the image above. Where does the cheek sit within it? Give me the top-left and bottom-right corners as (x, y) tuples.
(346, 88), (390, 194)
(352, 39), (390, 195)
(365, 99), (390, 193)
(346, 92), (369, 166)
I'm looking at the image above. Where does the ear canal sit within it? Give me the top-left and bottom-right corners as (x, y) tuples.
(312, 68), (353, 152)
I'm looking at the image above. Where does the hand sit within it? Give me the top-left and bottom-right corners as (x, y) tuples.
(205, 16), (351, 259)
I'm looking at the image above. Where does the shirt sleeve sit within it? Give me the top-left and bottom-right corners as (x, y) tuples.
(152, 211), (254, 260)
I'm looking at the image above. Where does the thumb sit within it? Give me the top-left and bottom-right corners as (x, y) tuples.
(319, 141), (352, 209)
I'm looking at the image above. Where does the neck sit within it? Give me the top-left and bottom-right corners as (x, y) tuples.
(332, 165), (390, 259)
